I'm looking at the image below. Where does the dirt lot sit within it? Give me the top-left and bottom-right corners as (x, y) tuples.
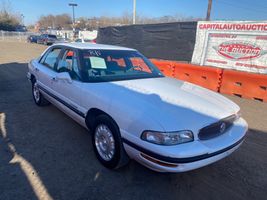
(0, 41), (267, 200)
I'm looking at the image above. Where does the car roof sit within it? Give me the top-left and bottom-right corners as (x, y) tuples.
(53, 43), (136, 51)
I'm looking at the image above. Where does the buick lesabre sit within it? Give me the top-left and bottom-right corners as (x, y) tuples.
(27, 43), (248, 172)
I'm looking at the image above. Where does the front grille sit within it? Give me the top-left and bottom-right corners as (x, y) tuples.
(198, 115), (236, 140)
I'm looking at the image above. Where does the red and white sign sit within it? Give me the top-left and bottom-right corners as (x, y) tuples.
(192, 21), (267, 74)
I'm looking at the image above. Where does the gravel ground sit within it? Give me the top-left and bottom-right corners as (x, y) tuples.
(0, 41), (267, 200)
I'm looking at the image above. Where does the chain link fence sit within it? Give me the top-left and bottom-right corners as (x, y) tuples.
(0, 31), (35, 42)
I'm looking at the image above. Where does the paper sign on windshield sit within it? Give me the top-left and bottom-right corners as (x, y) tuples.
(90, 57), (107, 69)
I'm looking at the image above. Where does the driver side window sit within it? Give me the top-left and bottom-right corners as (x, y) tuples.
(57, 50), (80, 81)
(40, 48), (61, 70)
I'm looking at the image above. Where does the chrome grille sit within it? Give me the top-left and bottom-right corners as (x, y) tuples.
(198, 115), (237, 140)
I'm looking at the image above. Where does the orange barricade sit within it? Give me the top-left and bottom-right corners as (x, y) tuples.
(151, 58), (267, 102)
(150, 59), (175, 77)
(172, 62), (223, 92)
(220, 70), (267, 102)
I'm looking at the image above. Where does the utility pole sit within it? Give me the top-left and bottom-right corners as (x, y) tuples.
(69, 3), (78, 32)
(133, 0), (136, 24)
(206, 0), (213, 21)
(21, 14), (24, 26)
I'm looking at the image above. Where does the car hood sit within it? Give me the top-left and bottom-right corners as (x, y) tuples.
(109, 77), (240, 132)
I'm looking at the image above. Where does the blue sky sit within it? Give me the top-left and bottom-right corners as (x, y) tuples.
(5, 0), (267, 25)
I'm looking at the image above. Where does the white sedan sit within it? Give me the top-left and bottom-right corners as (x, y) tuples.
(27, 43), (248, 172)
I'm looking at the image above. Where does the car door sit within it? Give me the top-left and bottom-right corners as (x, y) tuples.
(35, 47), (62, 99)
(52, 48), (85, 123)
(38, 34), (44, 44)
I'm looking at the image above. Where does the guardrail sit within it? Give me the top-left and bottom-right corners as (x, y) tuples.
(0, 31), (34, 42)
(150, 59), (267, 102)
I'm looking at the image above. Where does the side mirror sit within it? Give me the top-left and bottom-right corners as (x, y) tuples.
(56, 72), (72, 83)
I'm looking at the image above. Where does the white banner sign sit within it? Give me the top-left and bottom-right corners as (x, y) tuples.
(191, 21), (267, 74)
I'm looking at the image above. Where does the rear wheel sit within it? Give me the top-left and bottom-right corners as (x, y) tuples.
(92, 115), (129, 169)
(32, 81), (50, 106)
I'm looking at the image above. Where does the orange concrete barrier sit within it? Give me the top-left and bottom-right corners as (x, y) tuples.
(150, 59), (175, 77)
(220, 70), (267, 102)
(151, 58), (267, 102)
(173, 62), (223, 91)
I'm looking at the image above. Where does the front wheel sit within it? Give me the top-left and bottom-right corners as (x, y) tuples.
(92, 115), (129, 169)
(32, 81), (50, 106)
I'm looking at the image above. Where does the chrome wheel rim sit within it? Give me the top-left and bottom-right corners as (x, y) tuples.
(94, 124), (115, 161)
(33, 83), (40, 102)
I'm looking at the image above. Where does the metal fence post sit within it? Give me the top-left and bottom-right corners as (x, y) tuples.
(1, 31), (4, 41)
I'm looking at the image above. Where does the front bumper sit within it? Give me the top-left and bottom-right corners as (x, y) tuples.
(122, 117), (248, 172)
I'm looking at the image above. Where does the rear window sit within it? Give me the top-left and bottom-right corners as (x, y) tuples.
(48, 35), (57, 39)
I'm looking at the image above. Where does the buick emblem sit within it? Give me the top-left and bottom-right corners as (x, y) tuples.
(220, 122), (226, 133)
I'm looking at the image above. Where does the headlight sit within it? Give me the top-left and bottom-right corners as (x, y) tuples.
(141, 130), (194, 145)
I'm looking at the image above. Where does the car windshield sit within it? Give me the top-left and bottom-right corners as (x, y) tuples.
(80, 49), (164, 82)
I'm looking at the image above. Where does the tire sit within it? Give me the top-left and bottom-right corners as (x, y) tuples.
(32, 80), (50, 106)
(92, 115), (129, 169)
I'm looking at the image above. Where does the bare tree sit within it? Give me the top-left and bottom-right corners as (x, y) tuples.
(121, 12), (132, 25)
(56, 14), (72, 29)
(0, 0), (21, 31)
(38, 14), (72, 30)
(76, 17), (88, 30)
(37, 12), (203, 31)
